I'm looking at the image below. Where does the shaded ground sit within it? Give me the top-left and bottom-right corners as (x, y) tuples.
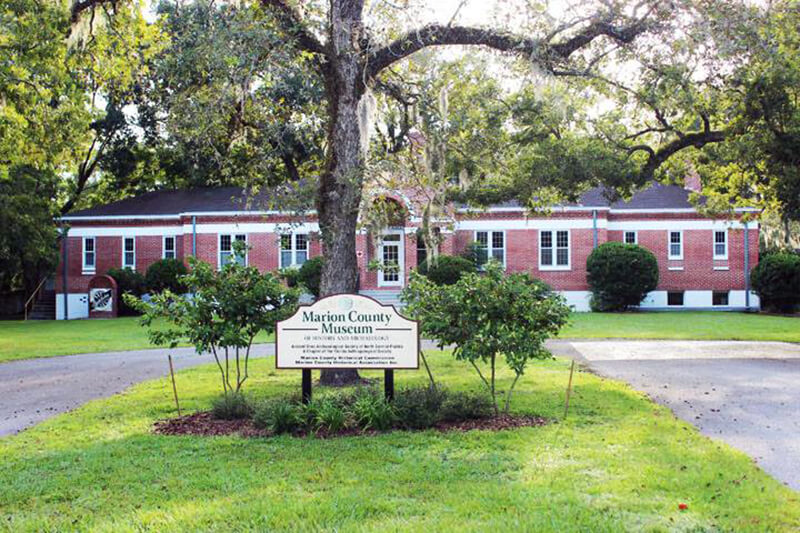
(552, 340), (800, 491)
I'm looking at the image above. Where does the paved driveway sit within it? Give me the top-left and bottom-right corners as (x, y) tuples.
(554, 340), (800, 490)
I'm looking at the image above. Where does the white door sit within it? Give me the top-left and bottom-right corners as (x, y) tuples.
(378, 231), (404, 287)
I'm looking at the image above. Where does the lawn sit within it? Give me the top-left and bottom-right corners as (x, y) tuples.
(0, 352), (797, 531)
(562, 311), (800, 342)
(0, 318), (274, 363)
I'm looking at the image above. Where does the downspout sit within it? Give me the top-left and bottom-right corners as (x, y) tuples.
(592, 210), (598, 249)
(744, 221), (750, 310)
(61, 226), (69, 320)
(192, 216), (197, 257)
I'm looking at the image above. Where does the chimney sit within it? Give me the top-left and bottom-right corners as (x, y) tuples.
(684, 169), (702, 193)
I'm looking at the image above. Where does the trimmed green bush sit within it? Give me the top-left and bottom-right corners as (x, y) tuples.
(211, 393), (253, 420)
(253, 399), (303, 434)
(284, 256), (324, 297)
(586, 242), (659, 311)
(393, 386), (447, 429)
(145, 258), (188, 294)
(424, 255), (477, 286)
(440, 391), (495, 422)
(107, 267), (147, 315)
(750, 251), (800, 312)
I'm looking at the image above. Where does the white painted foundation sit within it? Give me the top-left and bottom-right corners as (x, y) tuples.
(55, 293), (89, 320)
(564, 290), (760, 312)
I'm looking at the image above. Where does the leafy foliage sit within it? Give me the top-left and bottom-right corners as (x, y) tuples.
(423, 255), (476, 286)
(750, 252), (800, 313)
(283, 256), (324, 298)
(126, 241), (300, 394)
(107, 267), (147, 316)
(392, 386), (448, 430)
(211, 392), (253, 420)
(350, 389), (396, 431)
(403, 261), (570, 414)
(305, 397), (348, 434)
(440, 391), (495, 422)
(145, 259), (188, 295)
(586, 243), (660, 311)
(253, 399), (303, 434)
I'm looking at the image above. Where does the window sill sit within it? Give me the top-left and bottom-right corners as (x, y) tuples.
(667, 266), (684, 271)
(713, 266), (730, 271)
(538, 265), (572, 272)
(81, 270), (96, 276)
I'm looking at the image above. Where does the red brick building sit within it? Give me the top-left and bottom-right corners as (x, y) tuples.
(55, 182), (759, 319)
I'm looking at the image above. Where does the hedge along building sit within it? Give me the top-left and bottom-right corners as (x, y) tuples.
(55, 181), (760, 319)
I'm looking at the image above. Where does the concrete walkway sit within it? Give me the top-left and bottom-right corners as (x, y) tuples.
(551, 340), (800, 490)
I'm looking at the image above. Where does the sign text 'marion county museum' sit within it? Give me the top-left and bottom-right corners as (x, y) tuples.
(54, 178), (761, 319)
(276, 294), (419, 369)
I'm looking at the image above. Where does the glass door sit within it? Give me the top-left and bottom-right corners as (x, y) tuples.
(378, 232), (404, 286)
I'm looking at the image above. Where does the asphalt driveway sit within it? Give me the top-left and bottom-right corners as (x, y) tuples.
(553, 340), (800, 491)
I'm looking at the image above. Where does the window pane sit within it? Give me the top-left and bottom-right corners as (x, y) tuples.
(667, 291), (684, 306)
(625, 231), (636, 244)
(492, 232), (504, 249)
(556, 248), (569, 265)
(295, 234), (308, 250)
(715, 243), (726, 256)
(124, 238), (134, 252)
(670, 243), (681, 257)
(715, 231), (725, 243)
(124, 252), (135, 266)
(477, 248), (488, 266)
(541, 249), (553, 266)
(220, 235), (232, 252)
(235, 234), (246, 242)
(280, 234), (291, 250)
(540, 231), (552, 248)
(296, 251), (308, 265)
(556, 231), (568, 248)
(713, 291), (729, 306)
(670, 232), (681, 244)
(491, 249), (503, 262)
(220, 251), (231, 266)
(280, 250), (292, 268)
(476, 231), (488, 246)
(85, 239), (94, 252)
(85, 251), (95, 266)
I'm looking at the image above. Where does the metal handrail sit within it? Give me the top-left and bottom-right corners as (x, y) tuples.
(23, 277), (49, 321)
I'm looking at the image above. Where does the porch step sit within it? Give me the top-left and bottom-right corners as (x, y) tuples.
(358, 290), (404, 308)
(29, 290), (55, 320)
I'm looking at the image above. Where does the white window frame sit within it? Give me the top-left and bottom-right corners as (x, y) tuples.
(474, 230), (506, 269)
(713, 230), (728, 260)
(668, 230), (683, 260)
(624, 231), (638, 245)
(279, 233), (309, 268)
(162, 236), (177, 259)
(122, 237), (136, 270)
(219, 234), (247, 269)
(82, 237), (96, 273)
(539, 229), (571, 271)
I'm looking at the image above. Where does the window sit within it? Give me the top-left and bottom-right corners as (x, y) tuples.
(280, 233), (308, 268)
(668, 231), (683, 260)
(475, 231), (505, 268)
(416, 228), (440, 270)
(540, 230), (570, 269)
(713, 230), (728, 260)
(624, 231), (637, 244)
(123, 237), (135, 269)
(712, 291), (729, 306)
(163, 236), (176, 259)
(667, 291), (684, 306)
(82, 237), (96, 272)
(219, 234), (247, 267)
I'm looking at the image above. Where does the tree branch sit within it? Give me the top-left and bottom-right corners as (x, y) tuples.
(260, 0), (327, 56)
(639, 129), (726, 179)
(70, 0), (115, 24)
(367, 18), (651, 78)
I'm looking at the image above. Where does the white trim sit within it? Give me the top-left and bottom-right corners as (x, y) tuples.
(66, 222), (320, 238)
(378, 229), (405, 287)
(82, 237), (96, 274)
(458, 219), (602, 231)
(62, 214), (182, 221)
(60, 209), (317, 221)
(609, 220), (756, 231)
(667, 266), (684, 271)
(122, 236), (136, 270)
(474, 230), (507, 269)
(668, 230), (683, 260)
(623, 230), (638, 244)
(218, 233), (247, 269)
(162, 235), (177, 259)
(539, 229), (571, 271)
(713, 266), (730, 271)
(713, 229), (728, 260)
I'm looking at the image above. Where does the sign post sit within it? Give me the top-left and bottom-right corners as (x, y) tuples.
(276, 294), (419, 403)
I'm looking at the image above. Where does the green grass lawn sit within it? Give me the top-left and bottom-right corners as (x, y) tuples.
(562, 311), (800, 342)
(1, 352), (797, 531)
(0, 318), (274, 363)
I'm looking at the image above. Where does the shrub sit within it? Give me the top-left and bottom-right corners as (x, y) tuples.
(424, 255), (477, 286)
(460, 241), (483, 268)
(393, 386), (447, 429)
(586, 242), (659, 311)
(253, 399), (303, 434)
(403, 262), (570, 415)
(750, 251), (800, 312)
(211, 392), (253, 420)
(107, 267), (147, 316)
(351, 389), (396, 431)
(440, 391), (495, 422)
(306, 397), (348, 433)
(145, 258), (188, 294)
(284, 256), (324, 298)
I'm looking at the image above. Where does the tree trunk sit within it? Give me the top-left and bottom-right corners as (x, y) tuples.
(317, 0), (367, 386)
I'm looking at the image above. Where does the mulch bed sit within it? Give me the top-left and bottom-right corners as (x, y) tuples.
(153, 412), (550, 439)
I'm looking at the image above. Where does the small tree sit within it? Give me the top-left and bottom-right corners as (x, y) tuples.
(424, 255), (476, 286)
(403, 261), (570, 415)
(126, 241), (300, 394)
(145, 258), (188, 294)
(750, 251), (800, 313)
(586, 242), (659, 311)
(107, 267), (147, 316)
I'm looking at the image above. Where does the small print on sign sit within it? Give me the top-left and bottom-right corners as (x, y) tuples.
(276, 294), (419, 369)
